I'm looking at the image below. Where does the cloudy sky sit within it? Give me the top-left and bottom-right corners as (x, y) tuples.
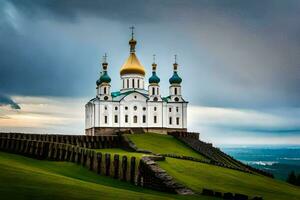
(0, 0), (299, 146)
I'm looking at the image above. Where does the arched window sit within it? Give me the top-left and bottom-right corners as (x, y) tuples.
(132, 79), (135, 88)
(174, 88), (177, 95)
(125, 115), (128, 123)
(127, 79), (129, 88)
(104, 116), (108, 124)
(154, 116), (157, 123)
(114, 115), (118, 123)
(138, 79), (140, 88)
(152, 87), (155, 95)
(169, 117), (172, 125)
(143, 115), (146, 123)
(104, 87), (107, 94)
(157, 88), (159, 95)
(123, 80), (125, 88)
(133, 115), (138, 123)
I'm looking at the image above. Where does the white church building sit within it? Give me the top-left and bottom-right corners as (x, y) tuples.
(85, 31), (188, 135)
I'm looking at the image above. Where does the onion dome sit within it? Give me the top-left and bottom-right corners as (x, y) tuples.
(120, 53), (145, 76)
(97, 71), (111, 85)
(169, 61), (182, 84)
(169, 71), (182, 84)
(149, 62), (160, 84)
(96, 55), (111, 86)
(120, 27), (146, 76)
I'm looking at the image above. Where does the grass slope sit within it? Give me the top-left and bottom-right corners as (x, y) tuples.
(0, 151), (214, 200)
(128, 133), (300, 200)
(127, 133), (209, 161)
(158, 158), (300, 200)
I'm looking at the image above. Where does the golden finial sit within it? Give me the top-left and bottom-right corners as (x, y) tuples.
(102, 53), (108, 70)
(152, 54), (157, 71)
(173, 54), (178, 71)
(129, 26), (137, 53)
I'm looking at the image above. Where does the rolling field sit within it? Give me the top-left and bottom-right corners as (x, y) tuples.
(128, 133), (300, 200)
(0, 151), (213, 200)
(127, 133), (209, 161)
(1, 133), (299, 200)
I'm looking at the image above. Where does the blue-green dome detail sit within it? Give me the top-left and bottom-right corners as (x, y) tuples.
(96, 71), (111, 86)
(169, 71), (182, 84)
(149, 72), (160, 84)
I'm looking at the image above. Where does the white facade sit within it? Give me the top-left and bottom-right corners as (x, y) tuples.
(85, 36), (188, 135)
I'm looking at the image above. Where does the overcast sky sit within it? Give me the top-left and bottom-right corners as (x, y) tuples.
(0, 0), (299, 146)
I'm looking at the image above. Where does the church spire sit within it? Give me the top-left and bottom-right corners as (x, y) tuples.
(102, 53), (108, 71)
(169, 54), (182, 84)
(97, 53), (111, 86)
(129, 26), (137, 53)
(173, 54), (178, 71)
(152, 54), (157, 71)
(149, 54), (160, 84)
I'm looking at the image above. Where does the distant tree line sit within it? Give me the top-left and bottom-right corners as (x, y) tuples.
(287, 171), (300, 186)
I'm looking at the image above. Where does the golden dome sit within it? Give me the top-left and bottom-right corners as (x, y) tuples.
(120, 53), (146, 76)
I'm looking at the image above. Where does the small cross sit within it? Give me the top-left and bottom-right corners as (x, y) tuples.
(153, 54), (156, 63)
(103, 53), (107, 63)
(174, 54), (177, 63)
(130, 26), (135, 39)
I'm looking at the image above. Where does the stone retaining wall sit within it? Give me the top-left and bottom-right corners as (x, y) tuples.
(137, 156), (193, 195)
(201, 188), (263, 200)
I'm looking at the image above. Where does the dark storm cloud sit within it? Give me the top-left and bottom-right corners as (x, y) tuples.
(0, 94), (20, 109)
(0, 0), (299, 109)
(8, 0), (159, 23)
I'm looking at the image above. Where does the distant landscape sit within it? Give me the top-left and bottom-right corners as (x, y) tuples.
(222, 146), (300, 180)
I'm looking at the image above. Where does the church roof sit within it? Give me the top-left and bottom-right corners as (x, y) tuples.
(111, 89), (149, 101)
(120, 53), (146, 76)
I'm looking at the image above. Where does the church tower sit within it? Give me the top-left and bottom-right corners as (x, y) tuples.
(169, 56), (183, 102)
(148, 55), (161, 101)
(96, 54), (112, 101)
(120, 27), (146, 91)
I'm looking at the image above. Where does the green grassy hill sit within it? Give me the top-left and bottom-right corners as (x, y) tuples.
(128, 133), (300, 200)
(0, 151), (212, 200)
(127, 133), (209, 161)
(1, 133), (300, 200)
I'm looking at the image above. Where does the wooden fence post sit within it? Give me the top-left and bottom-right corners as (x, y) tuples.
(97, 153), (102, 174)
(105, 153), (111, 176)
(122, 156), (128, 181)
(130, 157), (136, 184)
(113, 154), (120, 179)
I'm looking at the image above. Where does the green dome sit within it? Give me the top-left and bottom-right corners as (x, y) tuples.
(96, 71), (111, 86)
(169, 71), (182, 84)
(149, 72), (160, 84)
